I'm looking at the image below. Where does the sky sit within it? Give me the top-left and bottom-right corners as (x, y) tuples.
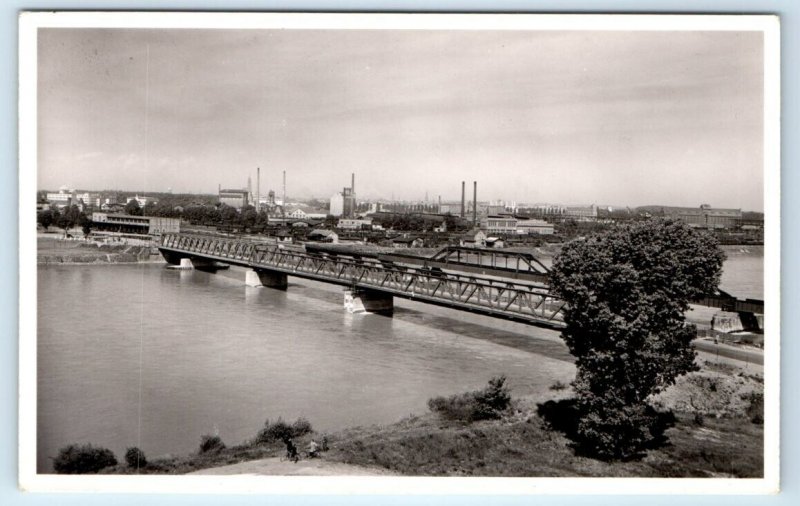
(37, 28), (764, 211)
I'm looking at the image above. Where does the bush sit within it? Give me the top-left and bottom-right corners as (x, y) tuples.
(199, 434), (225, 454)
(255, 417), (314, 445)
(744, 392), (764, 425)
(550, 381), (568, 391)
(124, 447), (147, 468)
(53, 444), (118, 474)
(292, 417), (313, 437)
(428, 376), (512, 423)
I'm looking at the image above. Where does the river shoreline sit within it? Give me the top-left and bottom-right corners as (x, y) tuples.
(87, 356), (763, 478)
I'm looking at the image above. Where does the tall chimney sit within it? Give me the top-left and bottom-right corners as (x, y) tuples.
(473, 181), (477, 225)
(438, 195), (441, 212)
(282, 170), (286, 219)
(461, 181), (465, 218)
(351, 172), (355, 194)
(256, 167), (260, 212)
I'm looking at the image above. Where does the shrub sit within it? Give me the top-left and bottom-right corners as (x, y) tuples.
(255, 417), (314, 444)
(428, 376), (512, 422)
(473, 376), (512, 419)
(428, 392), (480, 422)
(550, 381), (568, 391)
(199, 434), (225, 454)
(53, 444), (118, 474)
(292, 417), (313, 437)
(744, 392), (764, 425)
(124, 447), (147, 468)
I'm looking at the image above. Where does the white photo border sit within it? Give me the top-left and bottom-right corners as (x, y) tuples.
(18, 10), (781, 495)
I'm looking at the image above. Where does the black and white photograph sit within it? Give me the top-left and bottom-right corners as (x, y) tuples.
(18, 12), (780, 494)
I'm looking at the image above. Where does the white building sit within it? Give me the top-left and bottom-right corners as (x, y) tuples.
(516, 219), (555, 235)
(480, 215), (517, 235)
(127, 195), (157, 207)
(330, 192), (344, 217)
(337, 218), (373, 230)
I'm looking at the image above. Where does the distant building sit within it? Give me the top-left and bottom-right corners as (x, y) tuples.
(337, 218), (373, 230)
(515, 218), (555, 235)
(126, 195), (157, 207)
(439, 203), (460, 215)
(459, 229), (487, 247)
(564, 204), (597, 220)
(286, 205), (327, 220)
(673, 204), (742, 229)
(46, 187), (75, 207)
(91, 213), (180, 236)
(485, 237), (505, 249)
(219, 189), (249, 210)
(330, 187), (356, 218)
(391, 236), (424, 248)
(286, 207), (308, 219)
(480, 215), (517, 235)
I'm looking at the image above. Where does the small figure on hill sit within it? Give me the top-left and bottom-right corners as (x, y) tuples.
(320, 435), (329, 452)
(283, 437), (298, 463)
(307, 439), (319, 459)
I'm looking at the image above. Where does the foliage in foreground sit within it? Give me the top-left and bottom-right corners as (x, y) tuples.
(332, 408), (763, 478)
(53, 444), (118, 474)
(549, 218), (726, 459)
(428, 376), (512, 422)
(124, 446), (147, 468)
(255, 417), (314, 444)
(198, 434), (226, 454)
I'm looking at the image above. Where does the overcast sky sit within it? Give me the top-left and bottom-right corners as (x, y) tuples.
(37, 28), (764, 210)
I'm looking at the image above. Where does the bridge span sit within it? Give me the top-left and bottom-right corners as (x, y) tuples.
(158, 233), (567, 329)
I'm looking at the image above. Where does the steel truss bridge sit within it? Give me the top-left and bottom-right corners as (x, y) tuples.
(159, 233), (567, 329)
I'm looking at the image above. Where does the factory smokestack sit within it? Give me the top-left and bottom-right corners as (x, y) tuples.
(461, 181), (465, 218)
(351, 172), (355, 194)
(256, 167), (260, 212)
(473, 181), (477, 226)
(282, 170), (286, 219)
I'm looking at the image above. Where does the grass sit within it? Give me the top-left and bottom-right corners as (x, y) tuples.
(325, 404), (763, 477)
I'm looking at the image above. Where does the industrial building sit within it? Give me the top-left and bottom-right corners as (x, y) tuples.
(219, 189), (250, 209)
(673, 205), (742, 229)
(480, 215), (518, 235)
(515, 218), (555, 235)
(337, 218), (373, 230)
(91, 213), (180, 236)
(329, 173), (357, 218)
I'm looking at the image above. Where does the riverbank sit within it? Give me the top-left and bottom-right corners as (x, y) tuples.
(93, 357), (762, 478)
(37, 236), (163, 265)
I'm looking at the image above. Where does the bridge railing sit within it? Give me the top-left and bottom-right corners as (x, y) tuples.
(160, 233), (567, 326)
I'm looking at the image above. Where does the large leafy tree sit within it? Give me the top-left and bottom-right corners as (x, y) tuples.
(549, 218), (725, 459)
(124, 199), (142, 216)
(56, 205), (82, 236)
(37, 209), (55, 230)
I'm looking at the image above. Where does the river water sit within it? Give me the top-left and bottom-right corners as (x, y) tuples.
(35, 245), (762, 472)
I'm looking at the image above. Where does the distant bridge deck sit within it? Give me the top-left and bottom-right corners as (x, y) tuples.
(159, 233), (567, 329)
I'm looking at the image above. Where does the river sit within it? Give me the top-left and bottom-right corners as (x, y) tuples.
(35, 245), (762, 472)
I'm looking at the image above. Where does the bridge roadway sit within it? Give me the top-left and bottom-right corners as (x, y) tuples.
(158, 233), (567, 329)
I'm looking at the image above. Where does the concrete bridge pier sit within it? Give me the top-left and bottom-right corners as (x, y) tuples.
(344, 288), (393, 315)
(246, 269), (288, 290)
